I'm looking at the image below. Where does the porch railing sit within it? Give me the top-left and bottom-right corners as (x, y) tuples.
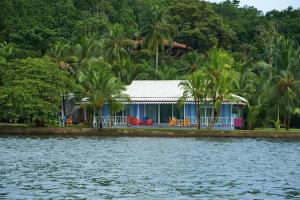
(92, 116), (243, 128)
(188, 117), (235, 127)
(94, 116), (128, 128)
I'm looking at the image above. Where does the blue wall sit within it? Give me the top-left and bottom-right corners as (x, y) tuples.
(103, 103), (233, 119)
(186, 104), (233, 118)
(110, 103), (236, 130)
(183, 104), (234, 130)
(220, 104), (232, 118)
(130, 104), (145, 119)
(185, 104), (196, 119)
(101, 104), (109, 116)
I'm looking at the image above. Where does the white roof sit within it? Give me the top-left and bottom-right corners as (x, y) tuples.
(124, 80), (247, 104)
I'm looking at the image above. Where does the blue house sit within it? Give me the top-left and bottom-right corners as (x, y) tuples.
(100, 80), (246, 130)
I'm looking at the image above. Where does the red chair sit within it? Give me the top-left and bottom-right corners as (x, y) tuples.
(143, 118), (153, 126)
(128, 116), (141, 126)
(127, 116), (134, 125)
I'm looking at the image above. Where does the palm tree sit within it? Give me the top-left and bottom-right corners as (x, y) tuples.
(72, 36), (103, 73)
(180, 51), (204, 74)
(246, 104), (261, 130)
(234, 61), (270, 129)
(158, 66), (181, 80)
(274, 36), (300, 130)
(179, 70), (208, 129)
(78, 63), (127, 128)
(47, 41), (75, 74)
(264, 36), (300, 130)
(141, 6), (173, 78)
(103, 24), (134, 64)
(204, 48), (239, 129)
(234, 62), (256, 100)
(112, 58), (150, 84)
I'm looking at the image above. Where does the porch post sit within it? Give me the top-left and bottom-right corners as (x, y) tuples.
(183, 103), (186, 118)
(231, 104), (233, 127)
(61, 93), (64, 127)
(137, 104), (140, 119)
(171, 104), (174, 117)
(158, 104), (160, 124)
(205, 107), (207, 126)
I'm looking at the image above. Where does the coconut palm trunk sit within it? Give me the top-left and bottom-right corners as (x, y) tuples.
(155, 45), (159, 79)
(179, 71), (208, 130)
(98, 106), (103, 128)
(287, 112), (291, 130)
(83, 106), (87, 123)
(195, 100), (201, 129)
(208, 99), (216, 130)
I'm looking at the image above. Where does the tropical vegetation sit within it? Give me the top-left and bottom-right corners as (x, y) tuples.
(0, 0), (299, 130)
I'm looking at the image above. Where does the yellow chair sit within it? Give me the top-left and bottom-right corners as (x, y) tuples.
(66, 116), (73, 126)
(168, 117), (177, 126)
(181, 118), (190, 127)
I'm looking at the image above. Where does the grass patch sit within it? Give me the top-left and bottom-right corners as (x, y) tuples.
(254, 128), (300, 132)
(0, 123), (28, 127)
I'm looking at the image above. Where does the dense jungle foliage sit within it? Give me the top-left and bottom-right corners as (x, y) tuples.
(0, 0), (299, 129)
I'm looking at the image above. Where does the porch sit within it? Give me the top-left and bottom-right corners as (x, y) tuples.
(94, 102), (243, 130)
(94, 116), (244, 130)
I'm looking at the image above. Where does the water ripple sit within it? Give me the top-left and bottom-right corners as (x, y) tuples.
(0, 136), (299, 199)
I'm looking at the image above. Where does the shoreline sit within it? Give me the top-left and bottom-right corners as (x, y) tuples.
(0, 127), (300, 138)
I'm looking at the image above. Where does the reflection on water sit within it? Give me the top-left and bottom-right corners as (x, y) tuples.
(0, 136), (299, 199)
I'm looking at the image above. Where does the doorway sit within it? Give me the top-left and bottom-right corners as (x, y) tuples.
(160, 104), (172, 123)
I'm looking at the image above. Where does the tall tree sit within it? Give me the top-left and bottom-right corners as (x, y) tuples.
(141, 6), (173, 78)
(158, 66), (181, 80)
(78, 62), (127, 128)
(266, 36), (300, 130)
(212, 0), (263, 53)
(0, 0), (78, 54)
(266, 7), (300, 45)
(112, 58), (149, 84)
(71, 36), (103, 73)
(46, 41), (74, 74)
(73, 14), (110, 38)
(0, 57), (80, 125)
(168, 0), (234, 52)
(179, 70), (208, 129)
(103, 24), (133, 64)
(204, 48), (239, 129)
(234, 61), (270, 129)
(180, 51), (204, 74)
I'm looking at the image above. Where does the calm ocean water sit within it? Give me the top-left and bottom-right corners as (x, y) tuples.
(0, 136), (299, 199)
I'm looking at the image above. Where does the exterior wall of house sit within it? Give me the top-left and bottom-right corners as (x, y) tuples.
(130, 104), (138, 118)
(102, 104), (109, 116)
(185, 104), (196, 119)
(130, 104), (145, 120)
(139, 105), (145, 119)
(100, 103), (242, 130)
(182, 104), (233, 129)
(220, 104), (232, 118)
